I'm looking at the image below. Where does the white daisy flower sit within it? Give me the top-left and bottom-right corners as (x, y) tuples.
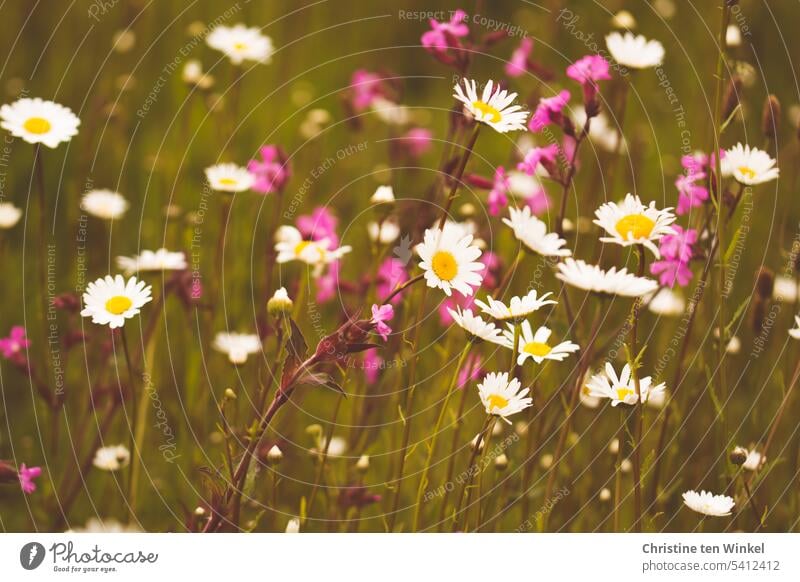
(285, 518), (300, 533)
(0, 97), (80, 148)
(80, 275), (152, 329)
(367, 220), (400, 244)
(585, 362), (665, 406)
(723, 143), (779, 185)
(682, 490), (735, 517)
(506, 170), (543, 198)
(447, 307), (505, 344)
(477, 372), (532, 424)
(790, 316), (800, 340)
(205, 163), (254, 192)
(0, 202), (22, 228)
(416, 223), (484, 297)
(594, 194), (676, 258)
(206, 24), (274, 65)
(504, 320), (579, 365)
(453, 78), (528, 133)
(502, 206), (571, 257)
(773, 276), (799, 302)
(645, 388), (667, 409)
(81, 189), (129, 220)
(274, 225), (352, 273)
(556, 258), (659, 298)
(743, 449), (764, 472)
(371, 185), (395, 204)
(474, 289), (556, 323)
(646, 288), (685, 316)
(182, 59), (214, 89)
(213, 332), (262, 365)
(571, 106), (626, 153)
(93, 445), (130, 471)
(116, 248), (187, 275)
(605, 32), (664, 69)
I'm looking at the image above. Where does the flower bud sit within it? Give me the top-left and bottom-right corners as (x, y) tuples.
(356, 454), (370, 473)
(267, 444), (283, 465)
(722, 76), (743, 121)
(224, 388), (236, 400)
(194, 506), (206, 517)
(730, 446), (748, 466)
(756, 267), (775, 299)
(267, 287), (293, 317)
(599, 488), (612, 502)
(370, 185), (395, 204)
(494, 453), (508, 471)
(761, 94), (781, 140)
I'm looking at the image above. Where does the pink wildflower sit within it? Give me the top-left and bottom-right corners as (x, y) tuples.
(247, 145), (290, 194)
(529, 90), (570, 132)
(18, 464), (41, 495)
(505, 38), (533, 77)
(0, 326), (30, 359)
(370, 304), (394, 341)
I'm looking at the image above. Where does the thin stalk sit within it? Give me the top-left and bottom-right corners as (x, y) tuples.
(120, 329), (138, 522)
(412, 342), (472, 531)
(307, 393), (344, 518)
(451, 415), (493, 531)
(630, 245), (646, 532)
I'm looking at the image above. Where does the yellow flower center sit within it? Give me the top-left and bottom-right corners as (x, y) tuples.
(294, 240), (325, 262)
(218, 177), (238, 186)
(487, 393), (509, 411)
(615, 213), (655, 240)
(737, 166), (756, 180)
(23, 116), (52, 135)
(523, 341), (552, 357)
(472, 100), (502, 123)
(233, 42), (248, 51)
(105, 295), (132, 315)
(431, 250), (458, 281)
(615, 387), (634, 402)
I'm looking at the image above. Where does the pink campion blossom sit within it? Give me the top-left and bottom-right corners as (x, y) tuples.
(370, 304), (394, 341)
(517, 144), (560, 177)
(650, 226), (697, 287)
(349, 70), (384, 111)
(297, 207), (339, 245)
(457, 353), (483, 388)
(480, 251), (501, 290)
(315, 260), (339, 303)
(659, 226), (698, 263)
(524, 188), (551, 216)
(487, 167), (510, 216)
(399, 128), (433, 157)
(0, 326), (30, 359)
(247, 145), (290, 194)
(438, 294), (476, 325)
(675, 172), (709, 215)
(376, 257), (409, 304)
(505, 37), (533, 77)
(421, 10), (469, 62)
(566, 55), (611, 104)
(528, 90), (570, 133)
(18, 464), (41, 494)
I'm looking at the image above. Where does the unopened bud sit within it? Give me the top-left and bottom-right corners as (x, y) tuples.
(494, 453), (508, 471)
(224, 388), (236, 400)
(761, 94), (781, 140)
(356, 454), (370, 472)
(267, 445), (283, 465)
(756, 267), (775, 299)
(722, 76), (743, 121)
(730, 446), (748, 466)
(599, 488), (612, 502)
(267, 287), (293, 317)
(370, 185), (395, 204)
(194, 506), (206, 517)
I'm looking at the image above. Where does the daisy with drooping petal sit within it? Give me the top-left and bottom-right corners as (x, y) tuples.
(584, 362), (665, 406)
(0, 97), (80, 148)
(453, 78), (529, 133)
(743, 449), (765, 472)
(723, 143), (779, 185)
(116, 248), (187, 275)
(81, 189), (129, 220)
(93, 445), (131, 471)
(504, 320), (579, 365)
(594, 194), (676, 257)
(206, 24), (274, 65)
(605, 32), (664, 69)
(213, 332), (262, 365)
(682, 490), (735, 517)
(790, 316), (800, 340)
(416, 223), (484, 297)
(205, 163), (254, 192)
(0, 202), (22, 228)
(477, 372), (532, 424)
(274, 225), (352, 273)
(474, 289), (556, 323)
(447, 307), (505, 344)
(556, 258), (659, 297)
(503, 205), (571, 257)
(80, 275), (152, 329)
